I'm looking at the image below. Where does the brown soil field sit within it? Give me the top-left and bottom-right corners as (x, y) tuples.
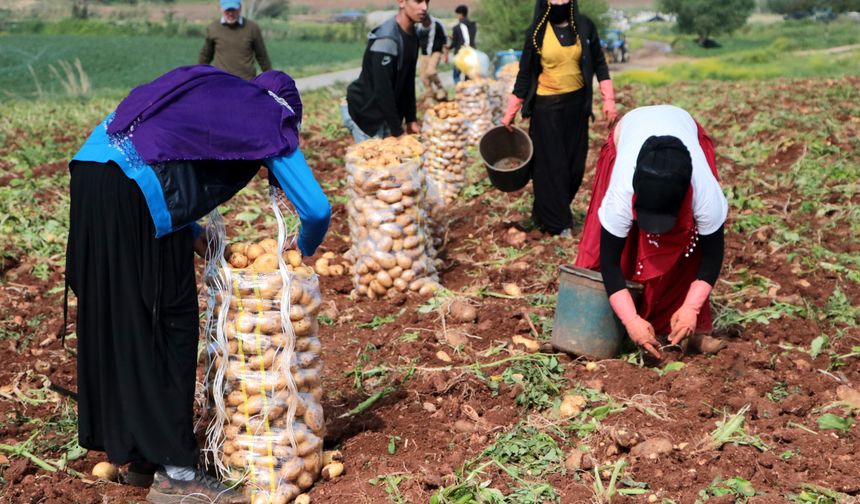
(0, 76), (858, 503)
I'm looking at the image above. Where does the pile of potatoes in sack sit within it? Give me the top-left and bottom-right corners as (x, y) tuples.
(455, 79), (494, 147)
(497, 62), (519, 95)
(206, 235), (334, 503)
(345, 136), (442, 299)
(483, 78), (506, 124)
(421, 101), (469, 251)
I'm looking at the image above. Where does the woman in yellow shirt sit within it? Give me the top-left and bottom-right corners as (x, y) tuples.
(503, 0), (616, 237)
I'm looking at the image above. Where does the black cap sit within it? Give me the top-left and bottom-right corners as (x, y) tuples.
(632, 135), (692, 234)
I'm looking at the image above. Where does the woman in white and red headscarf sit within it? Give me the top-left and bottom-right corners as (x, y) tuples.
(502, 0), (616, 237)
(575, 105), (729, 359)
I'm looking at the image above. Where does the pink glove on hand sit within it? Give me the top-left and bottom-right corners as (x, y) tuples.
(668, 280), (713, 344)
(502, 95), (524, 129)
(609, 289), (660, 359)
(599, 79), (617, 125)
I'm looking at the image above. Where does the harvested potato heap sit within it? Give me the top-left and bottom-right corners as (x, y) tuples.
(421, 102), (468, 251)
(345, 136), (441, 299)
(207, 236), (325, 504)
(455, 80), (493, 147)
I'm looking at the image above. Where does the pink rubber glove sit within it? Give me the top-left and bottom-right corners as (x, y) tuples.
(668, 280), (713, 344)
(502, 95), (524, 130)
(599, 79), (617, 125)
(609, 289), (660, 359)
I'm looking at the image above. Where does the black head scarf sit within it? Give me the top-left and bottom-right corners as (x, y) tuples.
(530, 0), (579, 54)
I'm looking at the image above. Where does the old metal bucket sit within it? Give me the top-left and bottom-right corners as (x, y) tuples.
(551, 265), (643, 359)
(479, 125), (533, 192)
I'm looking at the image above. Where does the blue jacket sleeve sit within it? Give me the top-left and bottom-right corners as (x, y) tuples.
(190, 222), (203, 239)
(264, 150), (331, 256)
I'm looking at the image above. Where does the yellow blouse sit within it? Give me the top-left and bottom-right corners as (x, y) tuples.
(537, 26), (584, 96)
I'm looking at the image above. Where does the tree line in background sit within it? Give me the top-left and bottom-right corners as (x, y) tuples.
(476, 0), (859, 54)
(660, 0), (859, 47)
(659, 0), (756, 46)
(767, 0), (860, 14)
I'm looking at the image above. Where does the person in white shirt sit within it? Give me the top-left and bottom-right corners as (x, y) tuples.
(575, 105), (729, 359)
(449, 4), (476, 83)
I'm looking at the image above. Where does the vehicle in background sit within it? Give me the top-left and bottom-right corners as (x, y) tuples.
(332, 10), (365, 23)
(782, 6), (836, 21)
(601, 29), (629, 63)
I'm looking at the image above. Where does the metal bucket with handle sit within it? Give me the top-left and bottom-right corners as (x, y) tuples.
(479, 125), (533, 192)
(551, 265), (643, 359)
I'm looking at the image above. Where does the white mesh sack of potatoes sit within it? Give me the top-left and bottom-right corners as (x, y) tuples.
(345, 136), (442, 299)
(202, 189), (325, 504)
(421, 101), (469, 254)
(497, 62), (519, 96)
(484, 78), (506, 124)
(455, 79), (494, 148)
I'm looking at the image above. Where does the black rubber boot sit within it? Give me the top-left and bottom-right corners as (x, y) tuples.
(123, 461), (159, 488)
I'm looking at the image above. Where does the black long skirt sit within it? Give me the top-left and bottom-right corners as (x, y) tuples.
(66, 161), (199, 467)
(528, 88), (590, 234)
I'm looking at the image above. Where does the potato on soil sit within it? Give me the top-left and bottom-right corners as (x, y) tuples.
(321, 462), (344, 480)
(91, 461), (118, 481)
(503, 283), (522, 297)
(449, 299), (477, 323)
(322, 450), (343, 466)
(511, 335), (539, 353)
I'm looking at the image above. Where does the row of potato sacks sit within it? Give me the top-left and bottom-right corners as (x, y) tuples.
(455, 77), (506, 147)
(206, 235), (328, 504)
(345, 136), (443, 299)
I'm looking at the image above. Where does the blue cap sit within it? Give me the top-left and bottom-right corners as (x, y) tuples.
(220, 0), (241, 10)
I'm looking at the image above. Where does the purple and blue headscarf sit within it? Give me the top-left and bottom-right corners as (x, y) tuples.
(107, 65), (301, 163)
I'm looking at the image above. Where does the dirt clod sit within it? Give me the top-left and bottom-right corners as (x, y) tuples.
(565, 449), (584, 471)
(453, 420), (477, 433)
(630, 437), (673, 459)
(609, 427), (642, 448)
(504, 228), (527, 247)
(836, 386), (860, 409)
(4, 459), (30, 484)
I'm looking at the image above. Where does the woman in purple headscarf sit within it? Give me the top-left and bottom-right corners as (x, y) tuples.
(65, 65), (330, 503)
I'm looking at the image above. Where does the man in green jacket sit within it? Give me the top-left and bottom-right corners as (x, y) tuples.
(199, 0), (272, 80)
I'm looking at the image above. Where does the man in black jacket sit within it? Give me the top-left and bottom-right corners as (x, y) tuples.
(449, 4), (477, 83)
(343, 0), (427, 142)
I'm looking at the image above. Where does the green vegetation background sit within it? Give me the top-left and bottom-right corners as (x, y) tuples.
(0, 34), (363, 96)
